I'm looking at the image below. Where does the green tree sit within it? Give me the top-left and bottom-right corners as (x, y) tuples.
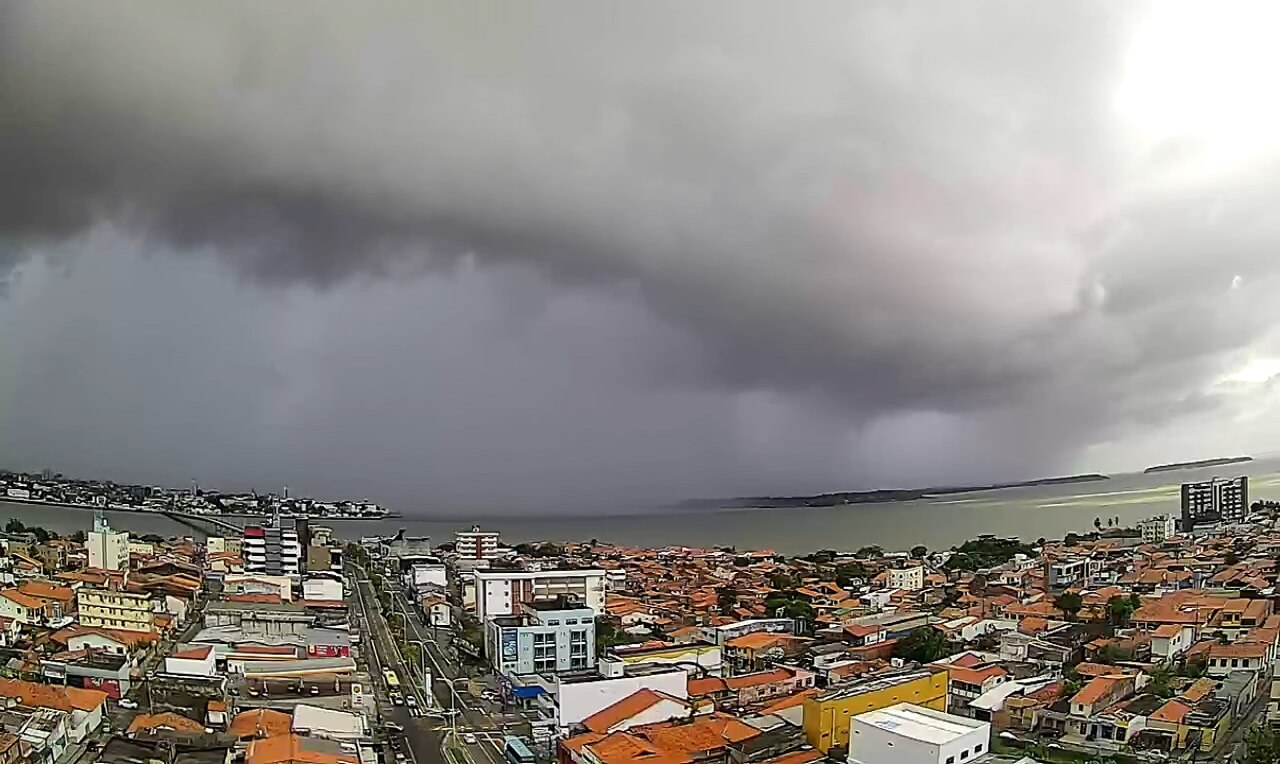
(1146, 666), (1175, 699)
(910, 545), (929, 559)
(4, 519), (24, 534)
(1053, 591), (1084, 620)
(70, 530), (87, 544)
(856, 545), (883, 559)
(1106, 594), (1140, 627)
(1245, 724), (1276, 764)
(768, 572), (795, 590)
(401, 642), (421, 670)
(893, 627), (947, 664)
(1225, 551), (1241, 566)
(717, 585), (738, 615)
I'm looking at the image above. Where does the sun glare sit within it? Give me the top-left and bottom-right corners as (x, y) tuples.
(1116, 0), (1280, 162)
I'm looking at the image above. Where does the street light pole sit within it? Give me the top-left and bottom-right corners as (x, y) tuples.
(436, 677), (460, 740)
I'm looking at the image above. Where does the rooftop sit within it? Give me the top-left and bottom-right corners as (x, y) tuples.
(853, 703), (986, 744)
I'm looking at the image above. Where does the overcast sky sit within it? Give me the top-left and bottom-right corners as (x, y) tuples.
(4, 1), (1280, 511)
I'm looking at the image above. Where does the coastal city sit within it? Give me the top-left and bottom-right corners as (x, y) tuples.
(0, 470), (393, 521)
(0, 472), (1262, 764)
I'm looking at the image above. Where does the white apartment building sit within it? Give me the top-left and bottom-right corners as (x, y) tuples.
(474, 568), (606, 622)
(455, 525), (501, 560)
(87, 512), (129, 571)
(888, 566), (925, 591)
(849, 703), (991, 764)
(1140, 515), (1177, 544)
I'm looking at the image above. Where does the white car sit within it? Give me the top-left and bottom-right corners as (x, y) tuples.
(462, 733), (478, 745)
(118, 699), (139, 709)
(406, 695), (418, 709)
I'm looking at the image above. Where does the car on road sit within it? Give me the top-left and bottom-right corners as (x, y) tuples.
(118, 699), (139, 709)
(390, 692), (404, 706)
(405, 695), (417, 709)
(386, 722), (405, 733)
(462, 733), (478, 745)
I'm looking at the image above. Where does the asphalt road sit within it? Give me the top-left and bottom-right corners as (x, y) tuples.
(389, 584), (510, 764)
(352, 571), (445, 764)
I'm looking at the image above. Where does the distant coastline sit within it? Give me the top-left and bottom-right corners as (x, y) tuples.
(1143, 456), (1253, 474)
(681, 472), (1110, 510)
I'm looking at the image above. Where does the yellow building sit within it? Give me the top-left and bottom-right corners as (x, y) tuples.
(78, 587), (155, 633)
(803, 667), (948, 753)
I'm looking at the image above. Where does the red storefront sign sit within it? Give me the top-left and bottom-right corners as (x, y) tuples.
(307, 644), (350, 658)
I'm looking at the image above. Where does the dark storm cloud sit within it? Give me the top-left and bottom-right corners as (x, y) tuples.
(2, 0), (1280, 501)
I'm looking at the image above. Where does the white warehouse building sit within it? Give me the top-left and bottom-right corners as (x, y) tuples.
(849, 703), (990, 764)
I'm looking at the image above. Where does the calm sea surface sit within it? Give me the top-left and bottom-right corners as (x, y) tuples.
(4, 460), (1279, 556)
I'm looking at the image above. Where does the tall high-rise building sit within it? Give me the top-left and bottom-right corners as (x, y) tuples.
(1181, 476), (1249, 530)
(87, 509), (130, 571)
(455, 525), (501, 561)
(243, 521), (302, 577)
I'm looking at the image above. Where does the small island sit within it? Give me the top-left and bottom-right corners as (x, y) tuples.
(1143, 456), (1253, 474)
(682, 473), (1110, 510)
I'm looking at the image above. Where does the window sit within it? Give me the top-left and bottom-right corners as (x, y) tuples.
(961, 751), (969, 760)
(947, 758), (955, 763)
(1232, 659), (1240, 668)
(975, 744), (983, 753)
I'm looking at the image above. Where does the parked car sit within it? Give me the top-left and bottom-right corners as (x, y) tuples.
(462, 733), (478, 745)
(118, 699), (139, 709)
(405, 695), (417, 709)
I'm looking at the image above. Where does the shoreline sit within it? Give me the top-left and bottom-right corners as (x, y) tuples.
(0, 496), (391, 522)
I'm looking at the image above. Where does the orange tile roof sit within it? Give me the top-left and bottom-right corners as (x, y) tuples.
(584, 733), (690, 764)
(171, 645), (213, 660)
(1149, 699), (1192, 723)
(1152, 624), (1184, 638)
(246, 734), (357, 764)
(1181, 678), (1217, 703)
(0, 678), (108, 712)
(1071, 676), (1122, 705)
(0, 589), (45, 610)
(230, 709), (293, 739)
(583, 689), (671, 733)
(128, 711), (206, 735)
(687, 677), (727, 696)
(724, 669), (793, 690)
(637, 713), (760, 754)
(1208, 642), (1268, 659)
(18, 581), (74, 603)
(724, 632), (804, 650)
(759, 689), (817, 714)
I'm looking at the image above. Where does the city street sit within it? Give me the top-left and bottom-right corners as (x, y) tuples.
(389, 584), (512, 764)
(352, 569), (445, 764)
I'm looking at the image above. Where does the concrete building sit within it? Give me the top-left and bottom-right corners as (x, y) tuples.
(888, 566), (925, 591)
(406, 560), (447, 590)
(474, 568), (606, 623)
(803, 667), (950, 754)
(165, 645), (217, 678)
(487, 599), (595, 675)
(243, 524), (303, 578)
(78, 587), (154, 633)
(1181, 476), (1249, 530)
(1140, 515), (1177, 544)
(455, 525), (501, 561)
(87, 510), (129, 572)
(551, 663), (689, 732)
(848, 703), (991, 764)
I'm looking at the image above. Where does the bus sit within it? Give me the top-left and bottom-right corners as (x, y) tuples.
(503, 737), (535, 764)
(383, 669), (401, 690)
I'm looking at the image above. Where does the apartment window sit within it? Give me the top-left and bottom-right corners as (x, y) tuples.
(565, 619), (578, 625)
(946, 758), (954, 764)
(975, 744), (983, 754)
(960, 751), (969, 760)
(1232, 659), (1240, 668)
(547, 620), (560, 626)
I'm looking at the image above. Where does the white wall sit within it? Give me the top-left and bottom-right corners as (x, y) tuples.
(849, 711), (989, 764)
(165, 651), (216, 677)
(556, 669), (688, 730)
(304, 577), (343, 602)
